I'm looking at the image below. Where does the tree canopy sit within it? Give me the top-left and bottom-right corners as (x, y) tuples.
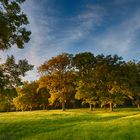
(37, 52), (140, 111)
(0, 0), (31, 50)
(1, 52), (140, 112)
(38, 53), (75, 111)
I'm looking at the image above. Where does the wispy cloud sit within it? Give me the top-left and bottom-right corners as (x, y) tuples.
(20, 1), (105, 80)
(90, 11), (140, 59)
(42, 4), (105, 53)
(23, 1), (105, 63)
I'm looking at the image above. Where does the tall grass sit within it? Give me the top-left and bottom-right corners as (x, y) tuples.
(0, 108), (140, 140)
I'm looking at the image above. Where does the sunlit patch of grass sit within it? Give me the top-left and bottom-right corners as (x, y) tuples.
(0, 108), (140, 140)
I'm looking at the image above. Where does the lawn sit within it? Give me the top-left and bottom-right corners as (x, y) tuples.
(0, 108), (140, 140)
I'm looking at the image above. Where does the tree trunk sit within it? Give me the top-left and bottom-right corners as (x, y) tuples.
(109, 102), (113, 112)
(136, 97), (140, 109)
(89, 104), (93, 111)
(43, 105), (46, 110)
(62, 101), (66, 111)
(94, 104), (96, 109)
(137, 104), (140, 109)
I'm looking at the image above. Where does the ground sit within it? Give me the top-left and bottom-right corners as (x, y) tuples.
(0, 108), (140, 140)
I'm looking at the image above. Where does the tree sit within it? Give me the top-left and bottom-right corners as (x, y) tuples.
(95, 54), (126, 111)
(13, 81), (50, 111)
(0, 65), (7, 91)
(0, 0), (31, 50)
(38, 53), (75, 111)
(37, 87), (50, 110)
(75, 80), (98, 111)
(0, 55), (33, 111)
(0, 0), (33, 112)
(124, 61), (140, 108)
(74, 52), (98, 111)
(73, 52), (96, 79)
(0, 88), (17, 111)
(0, 0), (32, 89)
(1, 55), (33, 89)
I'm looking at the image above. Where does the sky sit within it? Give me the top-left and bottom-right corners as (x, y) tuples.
(1, 0), (140, 81)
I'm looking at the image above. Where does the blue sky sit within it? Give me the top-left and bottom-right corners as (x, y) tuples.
(1, 0), (140, 81)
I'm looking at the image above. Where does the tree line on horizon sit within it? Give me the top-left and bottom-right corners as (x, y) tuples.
(37, 52), (140, 111)
(1, 52), (140, 112)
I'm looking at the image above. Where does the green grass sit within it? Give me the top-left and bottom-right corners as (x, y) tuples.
(0, 108), (140, 140)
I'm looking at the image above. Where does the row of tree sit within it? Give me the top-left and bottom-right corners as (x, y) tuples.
(11, 52), (140, 112)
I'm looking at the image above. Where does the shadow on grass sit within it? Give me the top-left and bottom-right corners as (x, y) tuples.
(0, 119), (77, 140)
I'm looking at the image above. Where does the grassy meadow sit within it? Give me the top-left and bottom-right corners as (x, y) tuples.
(0, 108), (140, 140)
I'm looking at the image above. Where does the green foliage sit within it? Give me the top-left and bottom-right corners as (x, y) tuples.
(74, 52), (98, 110)
(73, 52), (96, 79)
(74, 53), (127, 111)
(0, 0), (33, 112)
(0, 88), (17, 111)
(0, 0), (31, 50)
(0, 55), (33, 89)
(94, 54), (127, 111)
(124, 61), (140, 108)
(0, 56), (33, 111)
